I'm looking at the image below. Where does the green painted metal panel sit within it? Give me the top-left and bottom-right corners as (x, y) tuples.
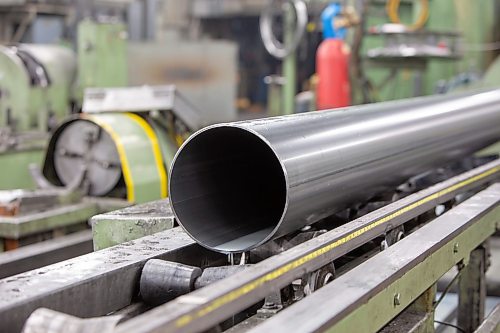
(20, 44), (77, 129)
(412, 0), (497, 96)
(349, 0), (499, 102)
(0, 202), (99, 239)
(352, 0), (416, 102)
(0, 45), (76, 132)
(0, 148), (44, 190)
(77, 21), (127, 101)
(326, 205), (500, 333)
(91, 199), (174, 250)
(85, 113), (167, 204)
(0, 46), (31, 130)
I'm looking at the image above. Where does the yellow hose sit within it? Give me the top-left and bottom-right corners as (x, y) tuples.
(386, 0), (429, 31)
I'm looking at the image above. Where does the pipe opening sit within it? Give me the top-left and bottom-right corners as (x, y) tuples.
(169, 126), (287, 253)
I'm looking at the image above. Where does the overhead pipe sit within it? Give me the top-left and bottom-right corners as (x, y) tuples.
(169, 89), (500, 253)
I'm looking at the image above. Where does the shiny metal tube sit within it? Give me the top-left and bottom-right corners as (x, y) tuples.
(169, 89), (500, 253)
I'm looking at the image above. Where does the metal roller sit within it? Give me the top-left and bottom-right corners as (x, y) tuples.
(139, 259), (251, 305)
(169, 89), (500, 253)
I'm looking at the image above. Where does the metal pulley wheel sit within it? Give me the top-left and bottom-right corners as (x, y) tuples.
(303, 262), (335, 295)
(53, 120), (121, 196)
(260, 0), (308, 59)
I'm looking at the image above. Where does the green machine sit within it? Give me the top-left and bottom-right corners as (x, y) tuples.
(0, 44), (76, 189)
(0, 84), (200, 251)
(0, 21), (128, 190)
(0, 20), (203, 253)
(75, 20), (127, 99)
(260, 0), (499, 113)
(43, 85), (201, 203)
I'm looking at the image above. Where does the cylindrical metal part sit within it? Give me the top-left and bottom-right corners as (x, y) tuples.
(169, 89), (500, 253)
(52, 119), (121, 196)
(140, 259), (202, 305)
(140, 260), (250, 305)
(194, 265), (252, 290)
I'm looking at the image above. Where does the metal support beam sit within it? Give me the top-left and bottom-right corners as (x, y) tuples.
(115, 162), (500, 333)
(0, 230), (93, 279)
(247, 183), (500, 333)
(381, 285), (436, 333)
(1, 163), (497, 333)
(0, 227), (224, 333)
(91, 199), (175, 251)
(0, 202), (98, 239)
(458, 244), (488, 332)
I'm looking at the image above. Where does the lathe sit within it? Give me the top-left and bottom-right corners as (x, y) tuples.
(0, 84), (200, 256)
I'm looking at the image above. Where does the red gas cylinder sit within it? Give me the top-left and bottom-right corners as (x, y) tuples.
(316, 38), (351, 110)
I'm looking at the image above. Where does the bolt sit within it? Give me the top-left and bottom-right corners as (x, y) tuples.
(263, 301), (279, 310)
(453, 243), (459, 253)
(394, 293), (401, 306)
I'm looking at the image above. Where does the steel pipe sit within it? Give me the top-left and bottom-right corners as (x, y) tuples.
(169, 89), (500, 253)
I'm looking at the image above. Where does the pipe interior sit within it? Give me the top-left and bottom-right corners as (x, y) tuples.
(170, 126), (287, 252)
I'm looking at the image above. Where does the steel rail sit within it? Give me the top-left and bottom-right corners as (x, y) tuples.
(0, 227), (222, 333)
(169, 89), (500, 253)
(0, 230), (93, 279)
(249, 183), (500, 333)
(116, 158), (500, 333)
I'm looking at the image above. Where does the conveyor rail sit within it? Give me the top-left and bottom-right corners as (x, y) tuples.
(115, 159), (500, 333)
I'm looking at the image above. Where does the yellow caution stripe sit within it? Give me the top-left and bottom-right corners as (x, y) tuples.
(175, 164), (500, 328)
(82, 114), (136, 202)
(126, 113), (168, 198)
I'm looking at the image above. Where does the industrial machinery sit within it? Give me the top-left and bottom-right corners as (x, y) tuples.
(0, 21), (128, 190)
(258, 0), (497, 115)
(43, 85), (201, 203)
(0, 44), (77, 189)
(0, 16), (237, 258)
(0, 1), (499, 332)
(0, 44), (76, 132)
(0, 89), (499, 333)
(0, 19), (195, 254)
(0, 85), (201, 255)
